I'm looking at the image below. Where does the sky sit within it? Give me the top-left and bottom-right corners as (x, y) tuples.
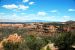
(0, 0), (75, 22)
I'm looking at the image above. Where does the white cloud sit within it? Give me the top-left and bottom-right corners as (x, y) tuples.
(29, 2), (35, 5)
(68, 9), (75, 11)
(0, 13), (53, 22)
(3, 13), (29, 22)
(2, 4), (18, 9)
(61, 16), (70, 22)
(12, 13), (17, 17)
(37, 12), (47, 16)
(23, 0), (29, 2)
(18, 5), (29, 10)
(2, 4), (29, 10)
(0, 13), (5, 15)
(50, 10), (57, 13)
(41, 16), (56, 21)
(21, 13), (26, 15)
(2, 11), (69, 22)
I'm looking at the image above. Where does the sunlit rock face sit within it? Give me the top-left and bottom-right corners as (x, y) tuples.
(0, 24), (23, 28)
(7, 33), (22, 42)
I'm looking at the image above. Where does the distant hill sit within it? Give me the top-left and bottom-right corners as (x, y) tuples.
(0, 19), (49, 22)
(0, 19), (50, 23)
(0, 19), (75, 23)
(0, 19), (75, 24)
(27, 20), (50, 22)
(0, 19), (16, 22)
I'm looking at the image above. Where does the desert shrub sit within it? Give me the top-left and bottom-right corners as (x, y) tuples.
(53, 32), (75, 50)
(2, 33), (22, 50)
(25, 35), (48, 50)
(46, 46), (51, 50)
(3, 41), (20, 50)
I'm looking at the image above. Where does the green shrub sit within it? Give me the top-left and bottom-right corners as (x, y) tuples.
(25, 35), (48, 50)
(46, 46), (51, 50)
(3, 42), (20, 50)
(53, 32), (75, 50)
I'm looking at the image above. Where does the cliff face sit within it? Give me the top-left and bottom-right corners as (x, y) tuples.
(0, 22), (75, 33)
(0, 24), (23, 28)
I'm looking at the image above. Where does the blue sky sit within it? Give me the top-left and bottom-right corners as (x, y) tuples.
(0, 0), (75, 22)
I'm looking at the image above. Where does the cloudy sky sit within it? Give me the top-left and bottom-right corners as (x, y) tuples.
(0, 0), (75, 22)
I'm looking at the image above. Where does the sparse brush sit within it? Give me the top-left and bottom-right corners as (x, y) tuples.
(2, 33), (22, 50)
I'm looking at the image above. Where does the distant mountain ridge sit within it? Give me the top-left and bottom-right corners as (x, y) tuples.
(0, 19), (49, 22)
(0, 19), (75, 24)
(27, 20), (50, 22)
(0, 19), (16, 22)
